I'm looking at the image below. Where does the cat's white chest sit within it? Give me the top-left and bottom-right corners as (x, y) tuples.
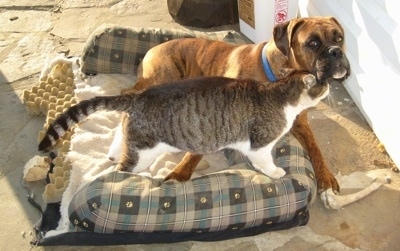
(283, 104), (302, 131)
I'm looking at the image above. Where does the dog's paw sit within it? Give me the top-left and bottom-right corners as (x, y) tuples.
(164, 171), (192, 182)
(317, 171), (340, 194)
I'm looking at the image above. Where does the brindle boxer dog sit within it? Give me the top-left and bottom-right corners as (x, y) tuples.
(122, 16), (350, 193)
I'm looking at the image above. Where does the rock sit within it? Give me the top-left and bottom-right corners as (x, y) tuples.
(167, 0), (239, 28)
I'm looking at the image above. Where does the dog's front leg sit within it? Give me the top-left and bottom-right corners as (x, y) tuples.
(164, 152), (204, 182)
(291, 111), (340, 194)
(321, 174), (391, 209)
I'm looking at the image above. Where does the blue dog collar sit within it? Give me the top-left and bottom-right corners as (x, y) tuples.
(262, 44), (278, 82)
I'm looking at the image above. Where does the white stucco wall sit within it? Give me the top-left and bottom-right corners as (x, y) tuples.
(298, 0), (400, 167)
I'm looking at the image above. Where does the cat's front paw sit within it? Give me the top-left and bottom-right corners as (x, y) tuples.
(264, 167), (286, 179)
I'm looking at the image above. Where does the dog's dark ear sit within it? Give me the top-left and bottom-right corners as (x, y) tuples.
(273, 19), (305, 57)
(328, 16), (345, 34)
(273, 21), (290, 56)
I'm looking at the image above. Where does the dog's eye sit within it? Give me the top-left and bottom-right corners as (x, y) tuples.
(307, 40), (320, 49)
(337, 36), (343, 42)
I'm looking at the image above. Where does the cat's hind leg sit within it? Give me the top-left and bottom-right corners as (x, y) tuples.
(244, 145), (286, 179)
(115, 114), (137, 171)
(115, 136), (157, 173)
(107, 119), (124, 163)
(116, 144), (159, 173)
(116, 144), (138, 172)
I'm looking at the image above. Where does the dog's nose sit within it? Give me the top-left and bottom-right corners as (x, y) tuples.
(328, 46), (343, 59)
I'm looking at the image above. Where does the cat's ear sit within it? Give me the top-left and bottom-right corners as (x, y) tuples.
(302, 74), (316, 89)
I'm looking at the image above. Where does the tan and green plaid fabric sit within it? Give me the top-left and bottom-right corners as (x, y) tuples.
(81, 25), (249, 75)
(70, 27), (316, 234)
(68, 133), (316, 234)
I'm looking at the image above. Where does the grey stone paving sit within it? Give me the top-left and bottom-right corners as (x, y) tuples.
(0, 1), (398, 250)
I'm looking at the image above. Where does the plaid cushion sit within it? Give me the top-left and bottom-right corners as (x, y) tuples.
(71, 26), (317, 235)
(81, 25), (249, 75)
(68, 133), (316, 234)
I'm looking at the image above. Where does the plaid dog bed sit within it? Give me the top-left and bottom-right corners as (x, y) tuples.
(35, 26), (316, 246)
(68, 134), (316, 235)
(81, 24), (250, 75)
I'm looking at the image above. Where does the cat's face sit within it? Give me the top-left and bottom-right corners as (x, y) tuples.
(303, 74), (329, 100)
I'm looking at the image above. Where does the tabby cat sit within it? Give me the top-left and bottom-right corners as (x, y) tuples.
(39, 72), (328, 179)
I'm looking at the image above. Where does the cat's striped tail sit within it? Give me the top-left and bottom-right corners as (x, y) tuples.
(38, 95), (130, 151)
